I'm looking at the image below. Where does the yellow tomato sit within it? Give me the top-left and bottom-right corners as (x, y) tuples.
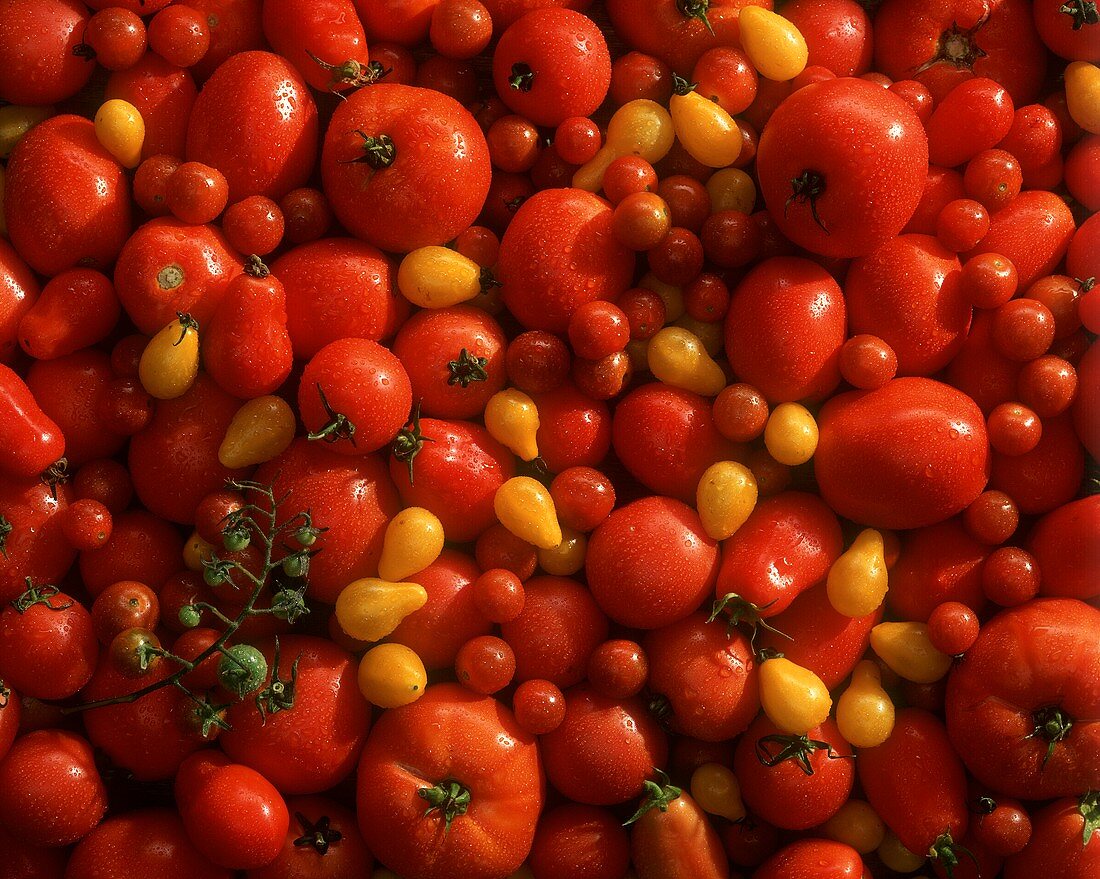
(138, 313), (200, 400)
(822, 799), (886, 854)
(878, 830), (927, 873)
(758, 654), (832, 735)
(357, 643), (427, 708)
(573, 99), (675, 192)
(647, 326), (726, 396)
(706, 168), (756, 215)
(836, 660), (895, 749)
(183, 530), (215, 572)
(672, 314), (723, 356)
(871, 622), (953, 683)
(639, 272), (683, 322)
(764, 402), (819, 465)
(1065, 61), (1100, 134)
(739, 7), (810, 82)
(377, 507), (445, 582)
(826, 529), (888, 617)
(397, 246), (481, 308)
(537, 526), (586, 576)
(670, 83), (743, 168)
(0, 105), (52, 159)
(484, 389), (540, 461)
(696, 461), (758, 540)
(690, 763), (746, 823)
(218, 396), (296, 468)
(93, 99), (145, 168)
(494, 476), (562, 549)
(334, 577), (428, 643)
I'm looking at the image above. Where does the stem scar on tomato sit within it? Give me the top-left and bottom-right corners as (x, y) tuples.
(447, 348), (489, 387)
(392, 401), (434, 485)
(623, 768), (682, 825)
(1061, 0), (1099, 29)
(914, 19), (990, 74)
(786, 171), (829, 234)
(306, 383), (357, 447)
(508, 63), (535, 92)
(40, 456), (69, 500)
(294, 811), (343, 854)
(345, 131), (397, 169)
(12, 578), (73, 613)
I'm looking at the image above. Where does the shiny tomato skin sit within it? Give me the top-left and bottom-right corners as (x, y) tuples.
(631, 791), (729, 879)
(0, 240), (38, 366)
(1004, 797), (1100, 879)
(756, 77), (928, 258)
(0, 476), (74, 605)
(356, 683), (544, 879)
(78, 508), (183, 596)
(187, 50), (318, 202)
(815, 377), (990, 530)
(4, 115), (132, 277)
(528, 803), (630, 879)
(183, 0), (265, 82)
(353, 0), (436, 44)
(888, 519), (989, 621)
(105, 53), (198, 163)
(0, 825), (66, 879)
(499, 188), (635, 333)
(946, 599), (1100, 799)
(247, 795), (373, 879)
(262, 0), (368, 92)
(989, 414), (1084, 516)
(1071, 339), (1100, 459)
(944, 310), (1023, 415)
(0, 0), (93, 105)
(965, 190), (1076, 289)
(0, 586), (96, 701)
(754, 839), (867, 879)
(780, 0), (872, 76)
(725, 256), (845, 403)
(531, 381), (612, 474)
(322, 83), (491, 252)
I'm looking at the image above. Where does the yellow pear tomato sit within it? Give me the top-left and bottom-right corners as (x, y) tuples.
(377, 507), (445, 582)
(334, 578), (428, 643)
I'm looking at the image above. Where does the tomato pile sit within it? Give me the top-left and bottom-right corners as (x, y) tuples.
(0, 0), (1098, 877)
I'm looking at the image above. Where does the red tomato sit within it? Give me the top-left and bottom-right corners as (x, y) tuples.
(1005, 795), (1100, 879)
(322, 83), (491, 252)
(630, 788), (729, 879)
(528, 803), (630, 879)
(0, 683), (20, 762)
(356, 683), (544, 879)
(354, 0), (438, 44)
(903, 165), (966, 235)
(781, 0), (872, 76)
(965, 190), (1075, 289)
(0, 240), (38, 365)
(0, 0), (93, 105)
(1033, 0), (1100, 61)
(262, 0), (369, 92)
(989, 414), (1085, 516)
(105, 53), (198, 162)
(247, 795), (373, 879)
(18, 269), (119, 362)
(0, 823), (66, 879)
(925, 78), (1015, 168)
(0, 476), (74, 605)
(531, 381), (612, 473)
(78, 508), (183, 595)
(1072, 339), (1100, 459)
(888, 519), (989, 621)
(946, 598), (1100, 799)
(756, 77), (928, 258)
(754, 839), (867, 879)
(182, 0), (265, 82)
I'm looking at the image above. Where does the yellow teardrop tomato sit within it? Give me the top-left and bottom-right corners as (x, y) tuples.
(827, 529), (888, 618)
(537, 526), (586, 576)
(334, 578), (428, 643)
(183, 530), (215, 572)
(672, 314), (724, 356)
(93, 99), (145, 169)
(670, 84), (743, 168)
(696, 461), (758, 541)
(1065, 61), (1100, 134)
(739, 7), (810, 82)
(357, 643), (427, 708)
(706, 168), (756, 215)
(822, 799), (886, 854)
(377, 507), (445, 582)
(870, 622), (953, 683)
(573, 99), (675, 192)
(639, 272), (683, 322)
(647, 326), (726, 396)
(0, 105), (52, 159)
(690, 763), (746, 823)
(494, 476), (562, 549)
(484, 389), (540, 461)
(836, 660), (895, 748)
(759, 654), (832, 735)
(397, 246), (481, 308)
(138, 313), (200, 400)
(763, 402), (819, 465)
(218, 396), (296, 468)
(878, 830), (927, 872)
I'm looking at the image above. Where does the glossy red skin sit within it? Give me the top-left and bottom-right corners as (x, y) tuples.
(0, 590), (96, 700)
(1065, 135), (1100, 211)
(541, 685), (667, 805)
(944, 310), (1023, 415)
(203, 269), (293, 399)
(888, 519), (989, 621)
(262, 0), (368, 92)
(87, 0), (172, 12)
(222, 636), (371, 795)
(322, 83), (490, 252)
(612, 384), (739, 501)
(643, 611), (758, 742)
(0, 730), (107, 848)
(946, 599), (1100, 799)
(4, 115), (132, 277)
(0, 0), (93, 105)
(500, 574), (608, 688)
(182, 0), (265, 82)
(66, 809), (233, 879)
(273, 238), (407, 360)
(903, 166), (965, 234)
(631, 792), (729, 879)
(388, 418), (514, 542)
(247, 795), (373, 879)
(873, 0), (1046, 104)
(757, 77), (928, 258)
(735, 716), (854, 830)
(1034, 0), (1100, 61)
(997, 104), (1063, 183)
(357, 684), (544, 879)
(388, 550), (492, 669)
(0, 363), (64, 479)
(815, 377), (990, 529)
(1067, 211), (1100, 282)
(780, 0), (872, 76)
(715, 492), (843, 618)
(0, 240), (38, 365)
(187, 51), (318, 202)
(756, 581), (881, 689)
(1072, 340), (1100, 459)
(27, 349), (126, 467)
(18, 269), (119, 361)
(353, 0), (437, 44)
(528, 803), (630, 879)
(256, 439), (399, 603)
(845, 234), (969, 376)
(0, 824), (66, 879)
(500, 188), (635, 332)
(587, 496), (719, 629)
(725, 256), (845, 403)
(926, 78), (1015, 168)
(391, 306), (507, 420)
(531, 381), (612, 474)
(78, 509), (183, 596)
(990, 414), (1084, 516)
(114, 218), (244, 335)
(176, 750), (290, 871)
(1005, 797), (1100, 879)
(965, 190), (1075, 289)
(105, 53), (198, 162)
(482, 0), (594, 33)
(0, 680), (19, 762)
(128, 374), (249, 524)
(0, 477), (73, 604)
(754, 839), (867, 879)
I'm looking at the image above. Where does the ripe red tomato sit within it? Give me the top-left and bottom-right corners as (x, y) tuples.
(888, 519), (989, 621)
(965, 190), (1075, 289)
(0, 476), (74, 604)
(528, 803), (630, 879)
(781, 0), (872, 76)
(0, 823), (66, 879)
(247, 795), (373, 879)
(0, 0), (94, 106)
(630, 788), (729, 879)
(1005, 795), (1100, 879)
(105, 53), (198, 162)
(0, 240), (39, 366)
(531, 381), (612, 473)
(1028, 496), (1100, 601)
(262, 0), (369, 92)
(754, 839), (867, 879)
(990, 413), (1085, 516)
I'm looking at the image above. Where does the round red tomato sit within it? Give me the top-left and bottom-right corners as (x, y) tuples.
(1005, 795), (1100, 879)
(754, 839), (867, 879)
(780, 0), (872, 76)
(247, 795), (373, 879)
(0, 0), (93, 105)
(0, 475), (74, 604)
(0, 240), (39, 366)
(531, 381), (612, 474)
(105, 53), (197, 162)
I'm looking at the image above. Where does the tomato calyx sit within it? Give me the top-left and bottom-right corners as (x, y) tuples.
(970, 794), (997, 815)
(1076, 276), (1096, 293)
(72, 41), (96, 61)
(111, 627), (164, 677)
(293, 811), (343, 855)
(647, 692), (674, 728)
(447, 348), (489, 387)
(190, 693), (232, 739)
(0, 514), (11, 558)
(40, 457), (69, 500)
(916, 20), (989, 74)
(1079, 791), (1100, 845)
(254, 636), (302, 723)
(173, 311), (199, 346)
(418, 779), (472, 833)
(270, 585), (310, 624)
(671, 72), (697, 97)
(676, 0), (716, 37)
(392, 402), (434, 485)
(12, 578), (72, 613)
(1061, 0), (1100, 30)
(508, 63), (535, 92)
(306, 382), (358, 447)
(1026, 705), (1074, 767)
(786, 171), (829, 234)
(927, 827), (975, 877)
(754, 733), (850, 777)
(243, 254), (270, 279)
(305, 49), (390, 91)
(347, 132), (397, 170)
(623, 769), (682, 826)
(0, 679), (10, 709)
(708, 593), (792, 649)
(479, 266), (503, 295)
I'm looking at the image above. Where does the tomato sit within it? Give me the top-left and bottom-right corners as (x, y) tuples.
(105, 53), (197, 163)
(946, 598), (1100, 799)
(182, 0), (265, 82)
(18, 269), (119, 362)
(322, 83), (490, 252)
(926, 78), (1016, 168)
(262, 0), (369, 93)
(357, 683), (543, 879)
(966, 190), (1076, 289)
(630, 784), (729, 879)
(0, 476), (74, 605)
(756, 77), (928, 258)
(247, 795), (373, 879)
(754, 839), (867, 879)
(78, 509), (182, 597)
(531, 380), (612, 473)
(0, 824), (66, 879)
(1027, 496), (1099, 602)
(0, 240), (38, 365)
(990, 413), (1085, 516)
(1034, 0), (1100, 61)
(780, 0), (872, 77)
(0, 0), (93, 106)
(499, 188), (635, 333)
(482, 0), (595, 34)
(888, 520), (989, 621)
(1005, 795), (1100, 879)
(529, 803), (630, 879)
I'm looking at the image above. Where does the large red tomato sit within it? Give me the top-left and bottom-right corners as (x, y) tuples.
(0, 240), (38, 365)
(1029, 496), (1100, 601)
(0, 0), (93, 106)
(0, 476), (73, 604)
(105, 53), (198, 162)
(780, 0), (872, 76)
(1005, 795), (1100, 879)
